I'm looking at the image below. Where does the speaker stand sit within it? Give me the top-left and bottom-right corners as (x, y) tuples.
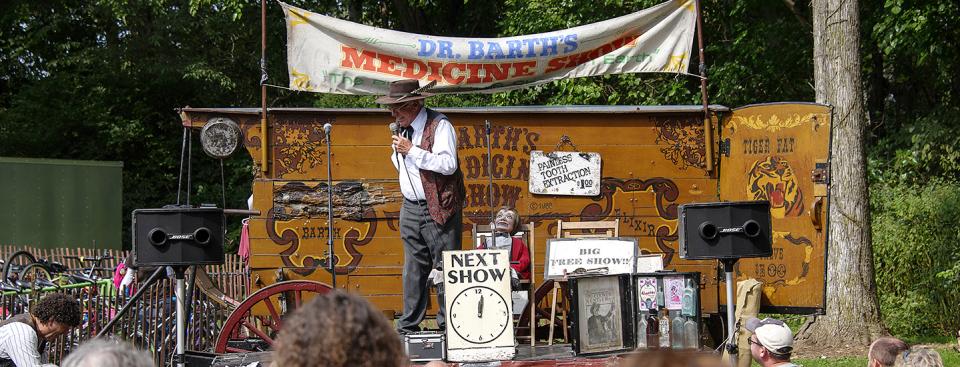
(722, 259), (739, 367)
(174, 266), (188, 367)
(97, 266), (167, 338)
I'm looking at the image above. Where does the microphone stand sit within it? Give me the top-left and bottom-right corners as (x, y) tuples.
(325, 123), (336, 288)
(485, 120), (495, 240)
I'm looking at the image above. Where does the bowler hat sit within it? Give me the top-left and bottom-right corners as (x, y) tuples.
(375, 79), (435, 104)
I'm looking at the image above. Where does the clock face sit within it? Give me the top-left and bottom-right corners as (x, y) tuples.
(449, 286), (510, 344)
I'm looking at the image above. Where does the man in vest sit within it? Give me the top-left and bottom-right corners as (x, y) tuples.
(0, 293), (81, 367)
(380, 79), (466, 334)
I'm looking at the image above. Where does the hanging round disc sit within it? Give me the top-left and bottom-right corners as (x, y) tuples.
(200, 117), (242, 159)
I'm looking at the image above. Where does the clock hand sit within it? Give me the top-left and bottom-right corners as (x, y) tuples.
(478, 295), (484, 318)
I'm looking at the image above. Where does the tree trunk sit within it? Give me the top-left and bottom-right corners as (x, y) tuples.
(796, 0), (886, 350)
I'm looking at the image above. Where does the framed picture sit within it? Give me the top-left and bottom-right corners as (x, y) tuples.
(568, 274), (635, 356)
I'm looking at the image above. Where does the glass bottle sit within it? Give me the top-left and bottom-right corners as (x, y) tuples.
(682, 278), (697, 317)
(659, 308), (671, 348)
(684, 317), (699, 349)
(671, 311), (685, 349)
(645, 308), (660, 349)
(636, 310), (648, 349)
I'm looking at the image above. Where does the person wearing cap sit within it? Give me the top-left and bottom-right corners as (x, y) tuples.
(745, 317), (798, 367)
(378, 79), (466, 334)
(869, 337), (909, 367)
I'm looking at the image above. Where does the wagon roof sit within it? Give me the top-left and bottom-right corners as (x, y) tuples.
(179, 104), (730, 115)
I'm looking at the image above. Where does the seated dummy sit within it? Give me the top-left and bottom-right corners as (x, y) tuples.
(477, 206), (531, 289)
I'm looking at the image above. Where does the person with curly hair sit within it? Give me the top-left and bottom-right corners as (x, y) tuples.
(272, 290), (406, 367)
(0, 293), (81, 367)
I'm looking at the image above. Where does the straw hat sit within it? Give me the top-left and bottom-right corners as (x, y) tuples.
(375, 79), (436, 104)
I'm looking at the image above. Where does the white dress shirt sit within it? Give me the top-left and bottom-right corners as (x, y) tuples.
(391, 107), (459, 201)
(0, 323), (55, 367)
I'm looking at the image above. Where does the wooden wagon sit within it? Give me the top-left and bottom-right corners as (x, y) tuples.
(179, 102), (832, 352)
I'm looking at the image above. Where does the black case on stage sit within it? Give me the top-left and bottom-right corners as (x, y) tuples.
(567, 274), (635, 357)
(132, 206), (225, 267)
(678, 201), (773, 260)
(404, 331), (446, 362)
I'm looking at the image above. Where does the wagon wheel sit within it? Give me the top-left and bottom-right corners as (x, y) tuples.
(214, 280), (331, 353)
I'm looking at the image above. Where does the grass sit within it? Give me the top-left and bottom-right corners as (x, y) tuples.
(791, 348), (960, 367)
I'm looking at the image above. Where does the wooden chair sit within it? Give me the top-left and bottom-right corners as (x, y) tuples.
(546, 218), (620, 344)
(471, 222), (536, 346)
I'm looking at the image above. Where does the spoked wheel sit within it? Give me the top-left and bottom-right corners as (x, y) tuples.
(18, 263), (54, 289)
(214, 280), (331, 353)
(3, 250), (37, 283)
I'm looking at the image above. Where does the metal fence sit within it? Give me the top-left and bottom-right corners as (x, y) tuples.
(0, 246), (248, 366)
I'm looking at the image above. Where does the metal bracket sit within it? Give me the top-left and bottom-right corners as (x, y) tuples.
(554, 135), (579, 152)
(718, 138), (731, 157)
(812, 162), (830, 184)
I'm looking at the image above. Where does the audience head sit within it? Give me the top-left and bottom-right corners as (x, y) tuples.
(869, 337), (909, 367)
(745, 317), (794, 366)
(62, 339), (154, 367)
(893, 347), (943, 367)
(31, 293), (81, 340)
(273, 290), (406, 367)
(424, 361), (448, 367)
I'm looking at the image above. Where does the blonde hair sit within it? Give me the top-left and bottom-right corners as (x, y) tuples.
(893, 347), (943, 367)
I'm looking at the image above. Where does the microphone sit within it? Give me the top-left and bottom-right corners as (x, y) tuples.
(389, 122), (399, 136)
(323, 123), (332, 135)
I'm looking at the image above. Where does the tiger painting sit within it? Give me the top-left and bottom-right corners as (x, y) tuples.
(747, 156), (804, 218)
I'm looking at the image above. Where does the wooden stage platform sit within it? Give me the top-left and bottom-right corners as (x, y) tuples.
(208, 344), (632, 367)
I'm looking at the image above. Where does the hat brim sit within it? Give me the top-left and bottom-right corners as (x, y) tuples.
(375, 92), (434, 105)
(745, 317), (762, 332)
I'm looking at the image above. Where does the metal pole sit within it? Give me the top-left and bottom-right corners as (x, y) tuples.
(723, 260), (738, 367)
(96, 267), (166, 338)
(326, 124), (336, 288)
(485, 120), (495, 239)
(695, 0), (714, 173)
(259, 0), (269, 174)
(175, 274), (186, 367)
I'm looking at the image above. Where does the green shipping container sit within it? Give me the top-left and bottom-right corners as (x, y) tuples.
(0, 157), (122, 250)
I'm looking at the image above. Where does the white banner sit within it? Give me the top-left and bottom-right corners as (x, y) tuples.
(281, 0), (697, 94)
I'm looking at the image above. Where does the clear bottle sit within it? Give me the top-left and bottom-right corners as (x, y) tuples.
(671, 312), (685, 349)
(684, 317), (699, 349)
(636, 310), (648, 349)
(659, 308), (671, 348)
(682, 278), (697, 317)
(645, 308), (660, 349)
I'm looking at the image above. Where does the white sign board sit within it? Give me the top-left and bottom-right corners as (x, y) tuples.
(544, 238), (637, 279)
(443, 249), (515, 362)
(529, 150), (602, 196)
(635, 254), (664, 273)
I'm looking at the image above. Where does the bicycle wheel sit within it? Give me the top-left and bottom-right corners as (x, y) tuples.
(3, 250), (37, 283)
(19, 263), (53, 289)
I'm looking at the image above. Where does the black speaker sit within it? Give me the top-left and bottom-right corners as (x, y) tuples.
(132, 206), (225, 267)
(678, 201), (772, 260)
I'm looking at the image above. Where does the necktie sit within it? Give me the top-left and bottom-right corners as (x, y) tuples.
(401, 126), (414, 139)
